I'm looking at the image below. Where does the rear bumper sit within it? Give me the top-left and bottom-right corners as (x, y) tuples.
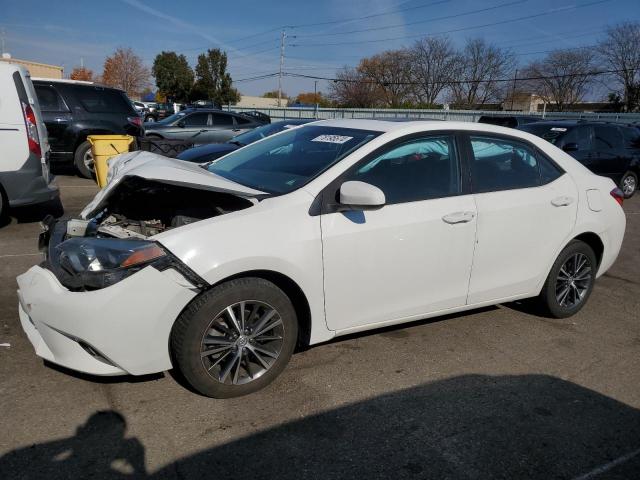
(7, 175), (59, 207)
(17, 264), (197, 376)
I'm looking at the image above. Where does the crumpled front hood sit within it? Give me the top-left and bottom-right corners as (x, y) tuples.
(80, 151), (266, 219)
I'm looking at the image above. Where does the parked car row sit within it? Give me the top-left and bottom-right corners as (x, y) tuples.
(478, 115), (639, 198)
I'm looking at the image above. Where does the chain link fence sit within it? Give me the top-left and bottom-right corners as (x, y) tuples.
(225, 106), (640, 124)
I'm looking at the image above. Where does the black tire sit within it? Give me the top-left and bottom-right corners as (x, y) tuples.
(620, 171), (637, 199)
(73, 140), (95, 179)
(171, 278), (298, 398)
(144, 115), (155, 123)
(0, 184), (9, 224)
(538, 240), (597, 319)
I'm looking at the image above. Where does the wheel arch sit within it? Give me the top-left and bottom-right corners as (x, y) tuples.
(572, 231), (604, 269)
(196, 269), (313, 350)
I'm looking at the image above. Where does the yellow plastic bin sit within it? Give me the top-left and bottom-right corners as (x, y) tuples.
(87, 135), (135, 188)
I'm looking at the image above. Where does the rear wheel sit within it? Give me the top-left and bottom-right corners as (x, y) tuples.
(538, 240), (597, 318)
(620, 171), (637, 198)
(145, 115), (155, 123)
(171, 278), (298, 398)
(74, 140), (95, 179)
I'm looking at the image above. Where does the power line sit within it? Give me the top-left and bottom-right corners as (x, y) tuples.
(283, 68), (631, 86)
(291, 0), (613, 48)
(294, 0), (527, 38)
(284, 0), (451, 29)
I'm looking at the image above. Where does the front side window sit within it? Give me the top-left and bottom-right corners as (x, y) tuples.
(344, 136), (460, 204)
(207, 126), (379, 194)
(183, 113), (209, 127)
(470, 136), (543, 192)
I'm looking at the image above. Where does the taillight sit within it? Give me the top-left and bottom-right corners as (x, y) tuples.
(128, 116), (142, 127)
(21, 101), (41, 157)
(610, 187), (624, 206)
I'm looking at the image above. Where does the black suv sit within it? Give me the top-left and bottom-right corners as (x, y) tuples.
(519, 120), (639, 198)
(33, 80), (142, 178)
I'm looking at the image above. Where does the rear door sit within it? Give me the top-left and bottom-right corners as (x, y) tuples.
(592, 125), (627, 182)
(464, 133), (577, 304)
(34, 84), (70, 154)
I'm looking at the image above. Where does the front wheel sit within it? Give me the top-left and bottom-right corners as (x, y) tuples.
(145, 115), (155, 123)
(538, 240), (597, 318)
(171, 278), (298, 398)
(620, 171), (637, 198)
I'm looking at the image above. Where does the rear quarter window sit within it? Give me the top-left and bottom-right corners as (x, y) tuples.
(73, 87), (135, 114)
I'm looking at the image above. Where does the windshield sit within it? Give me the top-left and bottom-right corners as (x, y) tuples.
(519, 124), (569, 144)
(230, 121), (309, 146)
(156, 112), (187, 125)
(207, 125), (380, 194)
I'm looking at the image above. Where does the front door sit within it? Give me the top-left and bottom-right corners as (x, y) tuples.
(321, 134), (477, 331)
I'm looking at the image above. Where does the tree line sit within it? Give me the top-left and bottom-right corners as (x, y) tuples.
(69, 47), (240, 105)
(328, 22), (640, 112)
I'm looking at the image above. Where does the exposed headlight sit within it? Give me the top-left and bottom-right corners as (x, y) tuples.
(55, 238), (168, 290)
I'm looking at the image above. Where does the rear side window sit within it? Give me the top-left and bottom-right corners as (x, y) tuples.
(593, 126), (622, 150)
(183, 112), (209, 127)
(621, 127), (640, 149)
(212, 113), (233, 127)
(74, 87), (135, 114)
(235, 116), (252, 125)
(469, 135), (561, 192)
(344, 135), (460, 204)
(35, 85), (68, 112)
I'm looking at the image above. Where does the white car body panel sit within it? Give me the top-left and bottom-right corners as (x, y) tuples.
(322, 194), (477, 331)
(16, 119), (626, 377)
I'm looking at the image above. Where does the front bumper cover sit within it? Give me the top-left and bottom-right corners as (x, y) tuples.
(17, 263), (197, 376)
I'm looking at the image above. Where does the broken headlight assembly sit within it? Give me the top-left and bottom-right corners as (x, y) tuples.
(53, 237), (204, 291)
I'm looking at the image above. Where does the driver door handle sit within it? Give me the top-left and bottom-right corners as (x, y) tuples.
(442, 211), (475, 224)
(551, 196), (574, 207)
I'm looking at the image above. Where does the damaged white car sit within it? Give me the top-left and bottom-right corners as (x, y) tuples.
(17, 120), (625, 397)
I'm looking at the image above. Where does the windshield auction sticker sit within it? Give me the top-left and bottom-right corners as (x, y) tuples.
(311, 135), (353, 144)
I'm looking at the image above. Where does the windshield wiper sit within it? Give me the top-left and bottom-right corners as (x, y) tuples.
(228, 140), (245, 147)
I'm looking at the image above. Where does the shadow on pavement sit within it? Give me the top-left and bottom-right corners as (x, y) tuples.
(1, 197), (64, 229)
(1, 374), (639, 479)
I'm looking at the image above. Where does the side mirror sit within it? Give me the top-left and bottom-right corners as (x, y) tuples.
(562, 142), (578, 152)
(177, 120), (186, 128)
(338, 181), (385, 211)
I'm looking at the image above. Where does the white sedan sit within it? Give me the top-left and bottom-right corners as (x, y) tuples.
(17, 120), (626, 397)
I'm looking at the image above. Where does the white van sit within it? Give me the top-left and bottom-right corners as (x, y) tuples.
(0, 63), (58, 219)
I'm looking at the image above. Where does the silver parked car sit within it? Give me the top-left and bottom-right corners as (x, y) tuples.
(143, 109), (265, 143)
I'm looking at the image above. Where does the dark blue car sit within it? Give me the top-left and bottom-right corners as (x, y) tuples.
(176, 119), (314, 164)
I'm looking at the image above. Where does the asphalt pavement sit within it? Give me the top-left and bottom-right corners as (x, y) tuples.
(1, 174), (639, 479)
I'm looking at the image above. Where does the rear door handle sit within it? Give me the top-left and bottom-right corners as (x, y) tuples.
(551, 196), (574, 207)
(442, 211), (475, 224)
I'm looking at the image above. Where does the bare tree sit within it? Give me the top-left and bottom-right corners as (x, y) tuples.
(448, 38), (515, 107)
(598, 22), (640, 111)
(329, 66), (382, 108)
(101, 48), (150, 99)
(521, 49), (594, 111)
(409, 36), (457, 106)
(358, 50), (414, 107)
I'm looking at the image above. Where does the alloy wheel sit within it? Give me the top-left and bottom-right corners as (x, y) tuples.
(83, 149), (95, 172)
(555, 253), (592, 308)
(622, 175), (636, 196)
(200, 301), (284, 385)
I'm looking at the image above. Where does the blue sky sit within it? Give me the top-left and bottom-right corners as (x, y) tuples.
(2, 0), (639, 98)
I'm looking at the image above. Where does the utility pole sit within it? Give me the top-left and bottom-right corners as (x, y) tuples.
(510, 68), (518, 111)
(278, 29), (286, 107)
(314, 80), (318, 118)
(1, 28), (5, 56)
